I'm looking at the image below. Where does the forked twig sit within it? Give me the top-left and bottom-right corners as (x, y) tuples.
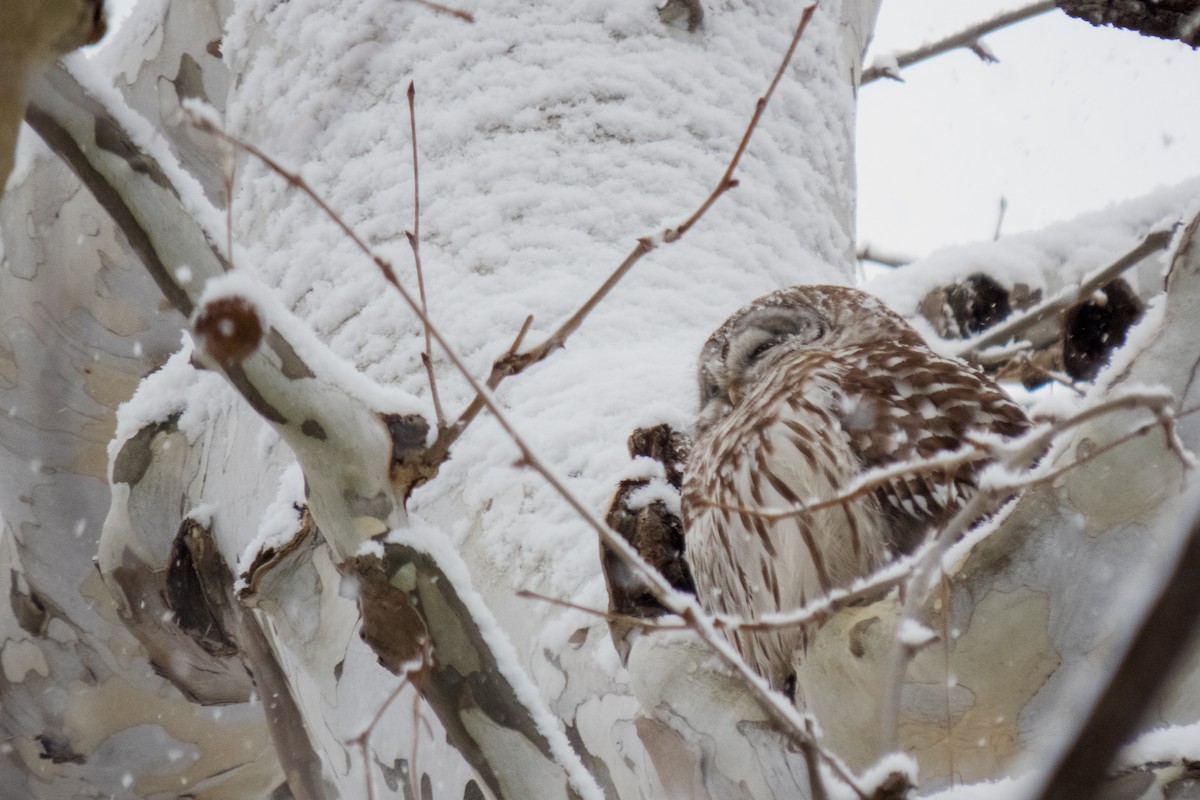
(862, 1), (1056, 84)
(406, 81), (445, 429)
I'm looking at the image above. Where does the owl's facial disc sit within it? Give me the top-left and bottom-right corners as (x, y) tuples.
(725, 306), (826, 399)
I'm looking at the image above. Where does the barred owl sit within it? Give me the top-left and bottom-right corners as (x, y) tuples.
(680, 285), (1029, 692)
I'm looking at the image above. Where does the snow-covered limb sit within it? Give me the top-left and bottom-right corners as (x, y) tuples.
(191, 272), (425, 558)
(957, 227), (1174, 366)
(24, 62), (229, 316)
(185, 274), (612, 799)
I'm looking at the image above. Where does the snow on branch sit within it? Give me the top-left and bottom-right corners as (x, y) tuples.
(862, 1), (1056, 84)
(958, 227), (1174, 367)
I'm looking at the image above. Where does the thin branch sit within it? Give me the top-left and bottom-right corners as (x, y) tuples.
(407, 0), (474, 23)
(406, 81), (444, 429)
(856, 243), (913, 269)
(1030, 501), (1200, 800)
(862, 1), (1057, 84)
(348, 655), (421, 800)
(516, 589), (688, 630)
(224, 145), (236, 273)
(959, 227), (1175, 366)
(520, 555), (913, 636)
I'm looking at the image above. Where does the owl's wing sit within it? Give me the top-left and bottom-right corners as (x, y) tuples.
(833, 343), (1030, 554)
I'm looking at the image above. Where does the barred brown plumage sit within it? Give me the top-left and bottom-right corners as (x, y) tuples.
(681, 285), (1029, 692)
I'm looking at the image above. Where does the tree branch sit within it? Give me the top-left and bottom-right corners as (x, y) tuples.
(862, 1), (1057, 84)
(958, 227), (1174, 366)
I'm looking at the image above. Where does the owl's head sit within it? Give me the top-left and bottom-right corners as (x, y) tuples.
(694, 285), (923, 436)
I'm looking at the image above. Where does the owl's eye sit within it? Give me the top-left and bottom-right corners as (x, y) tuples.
(747, 338), (784, 364)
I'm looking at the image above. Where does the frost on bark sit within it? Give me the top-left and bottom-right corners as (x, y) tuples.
(1058, 0), (1200, 47)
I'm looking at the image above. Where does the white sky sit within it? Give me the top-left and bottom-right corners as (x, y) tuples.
(858, 0), (1200, 259)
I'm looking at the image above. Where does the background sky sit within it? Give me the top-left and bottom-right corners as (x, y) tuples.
(858, 0), (1200, 259)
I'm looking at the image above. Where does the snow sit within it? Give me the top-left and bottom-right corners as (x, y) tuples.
(1119, 721), (1200, 768)
(626, 481), (681, 516)
(234, 461), (305, 585)
(857, 752), (918, 795)
(896, 618), (937, 649)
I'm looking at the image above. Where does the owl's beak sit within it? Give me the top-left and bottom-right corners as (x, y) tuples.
(727, 386), (739, 406)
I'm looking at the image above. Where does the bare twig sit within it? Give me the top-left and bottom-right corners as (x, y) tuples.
(520, 554), (913, 636)
(407, 0), (474, 23)
(347, 645), (431, 800)
(856, 243), (913, 269)
(223, 145), (236, 273)
(517, 588), (688, 630)
(862, 1), (1056, 84)
(959, 227), (1175, 366)
(1030, 500), (1200, 800)
(406, 81), (444, 429)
